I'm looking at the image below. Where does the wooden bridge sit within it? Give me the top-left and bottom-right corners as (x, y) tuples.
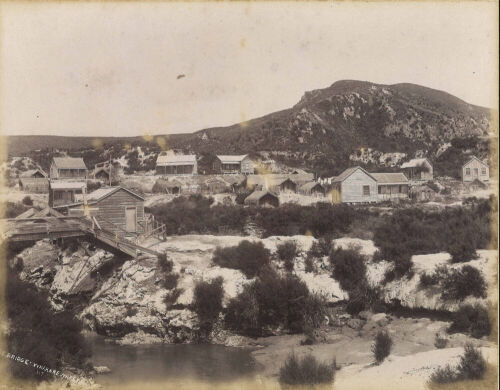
(2, 210), (164, 258)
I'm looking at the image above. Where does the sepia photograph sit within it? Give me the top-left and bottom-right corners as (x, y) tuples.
(0, 1), (498, 390)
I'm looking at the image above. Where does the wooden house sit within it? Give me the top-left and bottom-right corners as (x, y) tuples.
(271, 178), (297, 194)
(214, 155), (254, 174)
(49, 181), (87, 207)
(331, 167), (378, 204)
(401, 158), (433, 182)
(299, 182), (326, 197)
(50, 157), (88, 180)
(58, 186), (145, 234)
(156, 153), (197, 175)
(371, 173), (409, 201)
(246, 173), (314, 191)
(244, 190), (279, 207)
(462, 156), (489, 183)
(19, 169), (49, 193)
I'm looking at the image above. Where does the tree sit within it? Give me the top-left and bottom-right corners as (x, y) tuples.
(192, 277), (225, 338)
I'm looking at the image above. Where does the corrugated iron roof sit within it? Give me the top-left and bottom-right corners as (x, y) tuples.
(333, 166), (376, 183)
(371, 172), (409, 184)
(244, 190), (278, 202)
(156, 154), (197, 166)
(53, 157), (87, 170)
(217, 155), (249, 164)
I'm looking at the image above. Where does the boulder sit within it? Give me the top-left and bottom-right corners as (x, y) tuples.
(347, 318), (365, 330)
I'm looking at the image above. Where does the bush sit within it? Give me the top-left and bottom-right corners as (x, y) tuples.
(212, 240), (270, 278)
(225, 270), (326, 336)
(277, 241), (298, 272)
(429, 343), (486, 384)
(279, 353), (335, 387)
(330, 246), (367, 292)
(449, 304), (491, 338)
(192, 277), (224, 336)
(304, 255), (315, 273)
(22, 196), (33, 206)
(87, 181), (102, 192)
(158, 253), (173, 273)
(7, 270), (91, 381)
(163, 273), (179, 290)
(440, 266), (486, 301)
(308, 235), (333, 258)
(434, 334), (448, 349)
(457, 343), (487, 380)
(372, 331), (393, 364)
(447, 229), (478, 263)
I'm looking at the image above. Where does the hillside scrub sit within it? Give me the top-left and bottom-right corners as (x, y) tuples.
(148, 196), (356, 238)
(279, 353), (335, 388)
(429, 344), (487, 385)
(330, 246), (367, 292)
(373, 198), (494, 276)
(419, 265), (487, 301)
(277, 241), (298, 272)
(6, 268), (91, 381)
(448, 304), (491, 339)
(212, 240), (271, 278)
(1, 202), (29, 218)
(192, 277), (225, 338)
(225, 269), (327, 336)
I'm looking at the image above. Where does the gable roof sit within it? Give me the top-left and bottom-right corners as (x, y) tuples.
(87, 186), (144, 203)
(156, 154), (197, 166)
(244, 190), (278, 202)
(371, 172), (409, 184)
(333, 166), (376, 183)
(401, 158), (431, 169)
(217, 155), (249, 164)
(463, 156), (488, 168)
(20, 169), (47, 178)
(52, 157), (87, 170)
(299, 181), (325, 191)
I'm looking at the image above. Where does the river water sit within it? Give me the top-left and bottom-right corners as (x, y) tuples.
(89, 336), (258, 385)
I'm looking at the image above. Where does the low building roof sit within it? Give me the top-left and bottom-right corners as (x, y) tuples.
(20, 169), (47, 178)
(244, 190), (278, 202)
(87, 186), (144, 202)
(299, 181), (325, 191)
(401, 158), (431, 168)
(50, 181), (86, 190)
(371, 172), (409, 184)
(52, 157), (87, 170)
(333, 166), (376, 183)
(156, 154), (197, 166)
(217, 155), (249, 164)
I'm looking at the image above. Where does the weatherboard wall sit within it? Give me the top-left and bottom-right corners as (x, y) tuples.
(339, 169), (378, 203)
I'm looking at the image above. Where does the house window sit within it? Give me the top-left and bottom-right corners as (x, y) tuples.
(474, 168), (478, 176)
(465, 168), (470, 175)
(481, 168), (486, 175)
(378, 186), (382, 194)
(363, 185), (370, 196)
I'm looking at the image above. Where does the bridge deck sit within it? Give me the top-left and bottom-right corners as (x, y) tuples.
(3, 215), (162, 258)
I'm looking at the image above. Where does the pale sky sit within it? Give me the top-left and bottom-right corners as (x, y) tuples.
(0, 2), (498, 137)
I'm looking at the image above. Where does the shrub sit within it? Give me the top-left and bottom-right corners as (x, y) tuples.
(279, 353), (335, 387)
(1, 201), (29, 218)
(372, 331), (393, 364)
(22, 196), (33, 206)
(304, 255), (315, 273)
(212, 241), (270, 278)
(277, 241), (298, 272)
(429, 343), (486, 384)
(157, 253), (173, 273)
(449, 304), (491, 338)
(163, 273), (179, 290)
(192, 277), (224, 336)
(308, 236), (333, 258)
(434, 334), (448, 349)
(447, 229), (478, 263)
(164, 288), (183, 308)
(87, 181), (102, 192)
(7, 270), (91, 381)
(330, 246), (367, 292)
(225, 270), (326, 336)
(440, 265), (487, 301)
(457, 343), (487, 380)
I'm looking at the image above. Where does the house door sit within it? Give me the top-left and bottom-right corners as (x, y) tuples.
(125, 207), (137, 232)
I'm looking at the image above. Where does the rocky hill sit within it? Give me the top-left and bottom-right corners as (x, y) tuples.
(4, 80), (493, 177)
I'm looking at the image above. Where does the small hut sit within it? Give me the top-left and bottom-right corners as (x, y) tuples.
(152, 178), (183, 194)
(244, 191), (279, 207)
(299, 182), (326, 197)
(19, 169), (49, 193)
(203, 177), (231, 194)
(271, 178), (297, 194)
